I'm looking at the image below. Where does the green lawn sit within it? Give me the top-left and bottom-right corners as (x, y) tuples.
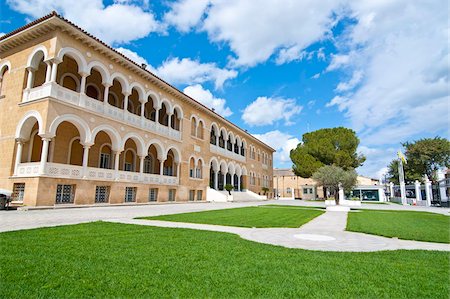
(139, 206), (324, 228)
(347, 210), (450, 243)
(1, 222), (448, 298)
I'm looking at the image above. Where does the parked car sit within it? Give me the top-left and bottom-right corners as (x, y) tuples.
(0, 189), (13, 210)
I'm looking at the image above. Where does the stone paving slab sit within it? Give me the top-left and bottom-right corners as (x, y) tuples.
(106, 211), (450, 252)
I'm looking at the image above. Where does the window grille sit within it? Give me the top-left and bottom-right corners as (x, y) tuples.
(95, 186), (110, 203)
(12, 183), (25, 201)
(124, 187), (136, 202)
(197, 190), (203, 201)
(56, 184), (75, 204)
(149, 188), (158, 202)
(189, 190), (195, 201)
(168, 189), (176, 202)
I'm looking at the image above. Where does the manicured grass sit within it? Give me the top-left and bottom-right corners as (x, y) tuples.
(347, 210), (450, 243)
(139, 206), (324, 228)
(1, 222), (448, 298)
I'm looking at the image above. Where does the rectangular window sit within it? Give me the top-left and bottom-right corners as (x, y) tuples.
(197, 190), (203, 201)
(95, 186), (110, 203)
(189, 190), (195, 201)
(124, 187), (136, 202)
(149, 188), (158, 202)
(12, 183), (25, 202)
(100, 153), (110, 169)
(56, 184), (75, 204)
(168, 189), (176, 202)
(189, 169), (194, 178)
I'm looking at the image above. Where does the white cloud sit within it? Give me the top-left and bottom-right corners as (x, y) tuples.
(326, 0), (449, 147)
(335, 70), (363, 92)
(201, 0), (343, 66)
(115, 47), (148, 66)
(253, 130), (300, 167)
(164, 0), (210, 32)
(325, 53), (352, 72)
(183, 84), (232, 117)
(151, 57), (237, 89)
(311, 73), (321, 79)
(275, 46), (306, 65)
(242, 97), (303, 126)
(7, 0), (160, 44)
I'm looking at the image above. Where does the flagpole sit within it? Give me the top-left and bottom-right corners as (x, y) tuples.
(398, 152), (407, 205)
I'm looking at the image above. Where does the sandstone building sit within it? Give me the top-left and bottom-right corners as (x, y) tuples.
(0, 12), (274, 206)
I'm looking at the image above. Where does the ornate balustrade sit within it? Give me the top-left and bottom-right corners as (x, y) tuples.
(210, 144), (246, 162)
(22, 83), (182, 142)
(15, 162), (179, 185)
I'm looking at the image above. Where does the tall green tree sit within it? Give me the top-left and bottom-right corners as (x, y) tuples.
(387, 137), (450, 183)
(290, 127), (365, 177)
(312, 165), (358, 205)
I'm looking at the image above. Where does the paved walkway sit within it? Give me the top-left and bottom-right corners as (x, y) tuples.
(1, 200), (449, 252)
(107, 210), (450, 252)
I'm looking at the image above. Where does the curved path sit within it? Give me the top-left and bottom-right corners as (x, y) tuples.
(108, 211), (450, 252)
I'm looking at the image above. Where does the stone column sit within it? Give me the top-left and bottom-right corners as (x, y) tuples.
(123, 92), (130, 118)
(214, 170), (218, 190)
(400, 180), (407, 205)
(155, 107), (160, 124)
(82, 145), (91, 179)
(13, 139), (24, 176)
(160, 160), (164, 176)
(139, 156), (145, 174)
(114, 150), (122, 181)
(44, 61), (52, 83)
(102, 83), (111, 111)
(424, 176), (432, 207)
(50, 60), (60, 83)
(389, 182), (394, 201)
(414, 180), (421, 205)
(25, 67), (35, 89)
(38, 137), (51, 175)
(230, 172), (234, 189)
(237, 175), (241, 191)
(79, 72), (88, 95)
(338, 184), (345, 202)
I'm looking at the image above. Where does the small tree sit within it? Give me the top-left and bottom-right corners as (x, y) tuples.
(224, 184), (234, 195)
(312, 165), (357, 205)
(261, 187), (269, 195)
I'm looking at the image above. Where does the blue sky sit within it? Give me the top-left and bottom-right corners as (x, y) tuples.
(1, 0), (448, 179)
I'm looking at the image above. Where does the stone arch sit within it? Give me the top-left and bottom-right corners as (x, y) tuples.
(120, 132), (146, 156)
(146, 139), (165, 160)
(26, 46), (48, 69)
(227, 162), (235, 175)
(129, 82), (146, 100)
(86, 61), (110, 84)
(15, 110), (45, 140)
(59, 72), (81, 92)
(219, 160), (228, 173)
(172, 105), (183, 119)
(57, 47), (88, 73)
(48, 114), (91, 145)
(165, 145), (181, 163)
(210, 122), (219, 135)
(109, 72), (130, 93)
(209, 157), (219, 171)
(0, 60), (11, 75)
(91, 124), (121, 151)
(146, 90), (160, 108)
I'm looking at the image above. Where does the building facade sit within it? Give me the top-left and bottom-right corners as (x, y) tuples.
(273, 168), (383, 201)
(0, 13), (274, 206)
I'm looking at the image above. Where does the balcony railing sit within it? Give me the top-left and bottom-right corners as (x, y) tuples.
(15, 162), (179, 185)
(22, 83), (181, 141)
(210, 144), (246, 162)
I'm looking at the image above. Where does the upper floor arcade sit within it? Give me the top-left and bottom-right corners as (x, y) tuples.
(0, 12), (275, 166)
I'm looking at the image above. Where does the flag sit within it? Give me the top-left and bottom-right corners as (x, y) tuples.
(397, 151), (407, 164)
